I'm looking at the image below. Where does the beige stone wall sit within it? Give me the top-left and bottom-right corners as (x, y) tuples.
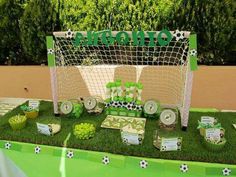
(0, 66), (235, 110)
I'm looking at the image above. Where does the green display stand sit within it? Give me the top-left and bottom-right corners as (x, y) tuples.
(0, 140), (235, 177)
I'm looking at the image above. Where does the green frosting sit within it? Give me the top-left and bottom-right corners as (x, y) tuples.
(118, 97), (125, 102)
(126, 97), (133, 103)
(105, 98), (111, 103)
(136, 82), (143, 89)
(125, 82), (131, 88)
(115, 81), (122, 87)
(114, 96), (119, 101)
(130, 82), (136, 87)
(136, 100), (143, 105)
(106, 82), (113, 88)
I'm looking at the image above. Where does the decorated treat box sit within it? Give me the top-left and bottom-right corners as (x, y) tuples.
(36, 117), (61, 136)
(203, 137), (226, 152)
(197, 116), (218, 136)
(21, 100), (40, 119)
(101, 115), (146, 145)
(153, 130), (182, 151)
(121, 124), (145, 145)
(203, 127), (226, 151)
(159, 108), (178, 131)
(9, 115), (27, 131)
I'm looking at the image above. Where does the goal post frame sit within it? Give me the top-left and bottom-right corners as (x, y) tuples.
(47, 30), (198, 129)
(46, 36), (59, 115)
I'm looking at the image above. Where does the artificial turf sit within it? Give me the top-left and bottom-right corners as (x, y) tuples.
(0, 101), (236, 164)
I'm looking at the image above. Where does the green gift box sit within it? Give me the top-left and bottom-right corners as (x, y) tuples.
(127, 110), (136, 117)
(119, 108), (127, 116)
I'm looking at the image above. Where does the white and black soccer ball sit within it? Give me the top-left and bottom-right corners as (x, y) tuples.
(47, 49), (54, 55)
(122, 101), (128, 108)
(173, 30), (185, 41)
(102, 156), (110, 165)
(136, 105), (143, 111)
(117, 101), (122, 108)
(126, 102), (134, 111)
(180, 164), (188, 173)
(34, 146), (41, 154)
(5, 142), (11, 149)
(222, 168), (231, 176)
(139, 160), (148, 168)
(190, 49), (197, 57)
(112, 101), (119, 108)
(67, 151), (74, 158)
(105, 102), (111, 108)
(65, 29), (74, 39)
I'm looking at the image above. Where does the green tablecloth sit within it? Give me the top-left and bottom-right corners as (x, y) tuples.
(0, 140), (235, 177)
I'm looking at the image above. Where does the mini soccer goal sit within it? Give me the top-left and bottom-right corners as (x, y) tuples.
(46, 29), (198, 129)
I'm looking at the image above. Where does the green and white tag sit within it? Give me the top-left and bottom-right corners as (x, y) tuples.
(205, 128), (221, 141)
(29, 100), (40, 109)
(201, 116), (215, 125)
(160, 137), (182, 151)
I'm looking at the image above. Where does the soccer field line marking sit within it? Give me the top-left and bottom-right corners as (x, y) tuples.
(59, 133), (71, 177)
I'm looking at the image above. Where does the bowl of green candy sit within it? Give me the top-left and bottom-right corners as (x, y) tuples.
(9, 115), (27, 130)
(73, 123), (96, 140)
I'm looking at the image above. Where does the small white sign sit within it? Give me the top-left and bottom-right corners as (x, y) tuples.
(29, 100), (40, 109)
(201, 116), (215, 125)
(161, 138), (180, 151)
(205, 128), (221, 141)
(36, 123), (51, 136)
(122, 133), (139, 145)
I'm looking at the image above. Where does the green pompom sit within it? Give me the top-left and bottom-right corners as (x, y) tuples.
(73, 123), (96, 140)
(72, 103), (84, 118)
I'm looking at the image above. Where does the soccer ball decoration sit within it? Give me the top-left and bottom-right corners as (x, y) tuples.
(126, 102), (134, 111)
(105, 102), (111, 108)
(180, 164), (188, 173)
(173, 30), (185, 41)
(190, 49), (197, 57)
(60, 101), (73, 115)
(67, 151), (74, 158)
(5, 142), (11, 149)
(84, 96), (104, 114)
(143, 100), (161, 119)
(136, 105), (143, 111)
(47, 49), (54, 55)
(102, 156), (110, 165)
(65, 29), (74, 39)
(34, 146), (41, 154)
(139, 160), (148, 168)
(159, 109), (177, 130)
(222, 168), (231, 176)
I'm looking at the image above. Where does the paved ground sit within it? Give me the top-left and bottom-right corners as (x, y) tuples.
(0, 98), (27, 116)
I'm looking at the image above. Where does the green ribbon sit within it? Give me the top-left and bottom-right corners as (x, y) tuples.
(197, 121), (222, 129)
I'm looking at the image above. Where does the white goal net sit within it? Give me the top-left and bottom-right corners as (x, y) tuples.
(48, 30), (196, 128)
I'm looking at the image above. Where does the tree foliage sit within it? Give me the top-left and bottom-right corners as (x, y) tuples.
(19, 0), (56, 64)
(0, 0), (235, 65)
(0, 0), (24, 65)
(167, 0), (236, 65)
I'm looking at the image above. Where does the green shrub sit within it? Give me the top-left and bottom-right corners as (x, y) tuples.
(0, 0), (24, 65)
(19, 0), (56, 64)
(167, 0), (235, 65)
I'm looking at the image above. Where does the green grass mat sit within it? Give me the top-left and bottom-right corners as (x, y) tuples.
(0, 101), (236, 164)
